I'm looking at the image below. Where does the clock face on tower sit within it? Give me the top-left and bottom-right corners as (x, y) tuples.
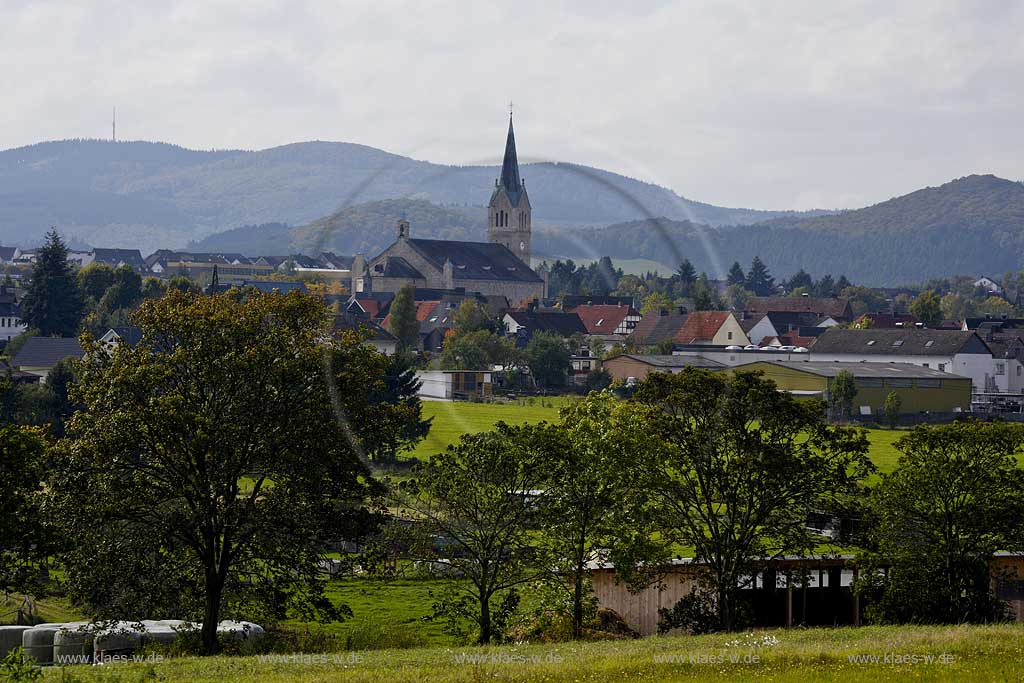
(519, 241), (525, 252)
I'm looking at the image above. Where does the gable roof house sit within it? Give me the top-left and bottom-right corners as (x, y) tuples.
(91, 248), (147, 270)
(809, 328), (995, 393)
(333, 312), (398, 356)
(11, 337), (85, 381)
(503, 310), (587, 340)
(674, 311), (750, 346)
(573, 304), (642, 342)
(0, 285), (25, 342)
(745, 296), (853, 322)
(632, 309), (690, 347)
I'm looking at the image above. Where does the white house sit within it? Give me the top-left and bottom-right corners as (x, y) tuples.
(807, 329), (995, 393)
(974, 276), (1003, 294)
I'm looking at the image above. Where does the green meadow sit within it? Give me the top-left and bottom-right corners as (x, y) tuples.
(38, 623), (1024, 682)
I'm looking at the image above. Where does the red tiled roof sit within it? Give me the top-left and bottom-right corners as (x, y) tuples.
(355, 299), (382, 318)
(674, 311), (731, 344)
(573, 304), (638, 334)
(382, 300), (439, 331)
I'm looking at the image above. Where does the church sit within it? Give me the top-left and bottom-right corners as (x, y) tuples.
(350, 115), (547, 305)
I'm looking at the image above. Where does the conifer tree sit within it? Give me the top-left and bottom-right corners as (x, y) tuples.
(20, 229), (85, 337)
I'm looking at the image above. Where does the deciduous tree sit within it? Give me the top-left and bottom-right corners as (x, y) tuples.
(389, 284), (420, 353)
(631, 369), (872, 630)
(49, 290), (385, 654)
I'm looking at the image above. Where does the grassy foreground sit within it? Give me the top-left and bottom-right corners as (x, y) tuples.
(41, 623), (1024, 682)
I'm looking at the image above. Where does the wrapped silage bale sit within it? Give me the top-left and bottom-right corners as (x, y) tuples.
(0, 625), (32, 660)
(22, 623), (66, 666)
(216, 621), (265, 642)
(52, 624), (94, 666)
(139, 620), (182, 647)
(93, 621), (143, 660)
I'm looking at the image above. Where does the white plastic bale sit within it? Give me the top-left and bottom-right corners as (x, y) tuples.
(22, 624), (65, 666)
(93, 621), (143, 656)
(0, 626), (32, 660)
(216, 621), (265, 642)
(53, 626), (95, 666)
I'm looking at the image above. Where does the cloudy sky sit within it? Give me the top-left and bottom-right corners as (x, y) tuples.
(2, 0), (1022, 210)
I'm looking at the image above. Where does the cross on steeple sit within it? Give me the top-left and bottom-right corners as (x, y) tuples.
(508, 100), (513, 116)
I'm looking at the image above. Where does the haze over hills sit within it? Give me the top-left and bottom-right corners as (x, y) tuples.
(539, 175), (1024, 286)
(0, 139), (812, 251)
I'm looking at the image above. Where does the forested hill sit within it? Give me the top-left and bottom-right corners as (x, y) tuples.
(536, 175), (1024, 285)
(0, 139), (811, 251)
(191, 199), (484, 256)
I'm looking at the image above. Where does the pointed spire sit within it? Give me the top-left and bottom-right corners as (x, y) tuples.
(499, 113), (522, 196)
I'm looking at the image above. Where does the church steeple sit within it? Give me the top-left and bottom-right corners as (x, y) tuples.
(488, 111), (532, 264)
(499, 114), (522, 202)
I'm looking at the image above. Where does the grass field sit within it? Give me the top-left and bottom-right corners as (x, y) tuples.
(408, 397), (571, 461)
(38, 623), (1024, 682)
(405, 396), (910, 473)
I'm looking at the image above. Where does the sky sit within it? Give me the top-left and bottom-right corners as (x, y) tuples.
(2, 0), (1023, 211)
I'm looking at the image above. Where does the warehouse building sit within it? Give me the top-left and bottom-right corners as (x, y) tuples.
(602, 354), (724, 383)
(733, 360), (971, 415)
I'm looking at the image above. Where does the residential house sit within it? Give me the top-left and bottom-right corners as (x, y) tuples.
(333, 312), (398, 355)
(573, 304), (642, 342)
(11, 337), (85, 381)
(807, 328), (995, 393)
(973, 276), (1003, 294)
(733, 360), (972, 415)
(90, 248), (147, 271)
(631, 309), (689, 347)
(674, 311), (749, 346)
(0, 285), (25, 342)
(602, 354), (724, 383)
(99, 326), (143, 347)
(745, 296), (853, 322)
(503, 309), (587, 341)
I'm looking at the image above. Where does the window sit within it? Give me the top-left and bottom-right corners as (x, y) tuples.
(917, 379), (940, 388)
(728, 331), (733, 340)
(885, 378), (913, 388)
(859, 378), (883, 388)
(866, 340), (876, 346)
(925, 340), (935, 347)
(922, 363), (929, 368)
(892, 340), (904, 347)
(596, 319), (604, 326)
(938, 363), (947, 372)
(996, 362), (1006, 376)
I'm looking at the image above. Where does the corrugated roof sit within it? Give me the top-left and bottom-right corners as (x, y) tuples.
(608, 354), (724, 368)
(736, 359), (971, 380)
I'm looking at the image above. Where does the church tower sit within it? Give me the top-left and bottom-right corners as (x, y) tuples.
(488, 113), (531, 265)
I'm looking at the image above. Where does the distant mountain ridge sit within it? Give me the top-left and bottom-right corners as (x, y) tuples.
(0, 139), (814, 251)
(537, 175), (1024, 286)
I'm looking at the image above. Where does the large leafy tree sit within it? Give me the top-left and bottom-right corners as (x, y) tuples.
(439, 329), (513, 370)
(539, 393), (658, 638)
(864, 422), (1024, 623)
(631, 369), (872, 630)
(524, 331), (570, 389)
(0, 425), (47, 596)
(48, 290), (388, 654)
(909, 289), (943, 326)
(20, 229), (85, 337)
(396, 423), (556, 644)
(389, 283), (420, 353)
